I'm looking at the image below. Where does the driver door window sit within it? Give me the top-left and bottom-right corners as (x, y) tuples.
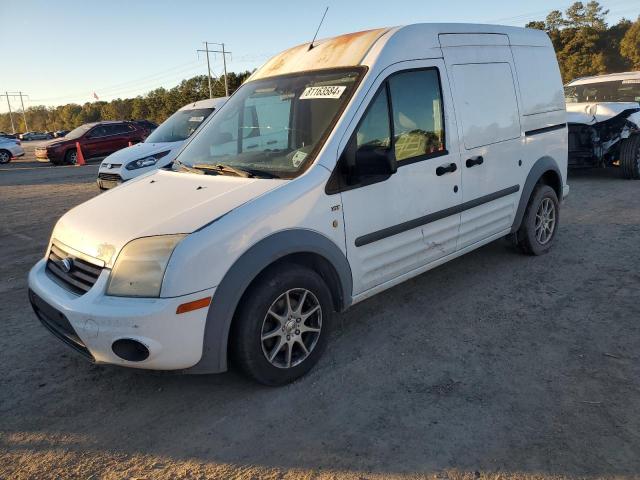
(388, 69), (445, 162)
(88, 126), (107, 139)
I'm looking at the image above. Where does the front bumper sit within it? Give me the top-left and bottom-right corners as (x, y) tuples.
(35, 148), (50, 161)
(97, 171), (125, 189)
(28, 258), (214, 370)
(96, 166), (129, 190)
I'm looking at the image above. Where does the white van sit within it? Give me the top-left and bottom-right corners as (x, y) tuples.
(96, 97), (227, 189)
(29, 24), (568, 385)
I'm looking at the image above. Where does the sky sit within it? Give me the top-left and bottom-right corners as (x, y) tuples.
(1, 0), (637, 113)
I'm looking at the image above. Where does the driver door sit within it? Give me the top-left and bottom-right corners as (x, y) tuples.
(338, 60), (463, 295)
(82, 125), (108, 158)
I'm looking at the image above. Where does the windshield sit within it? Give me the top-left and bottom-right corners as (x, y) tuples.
(175, 68), (363, 178)
(146, 107), (214, 143)
(565, 80), (640, 103)
(65, 124), (93, 140)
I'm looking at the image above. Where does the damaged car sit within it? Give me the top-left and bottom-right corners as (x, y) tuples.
(565, 71), (640, 179)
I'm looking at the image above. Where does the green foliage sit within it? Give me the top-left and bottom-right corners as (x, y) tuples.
(620, 16), (640, 68)
(0, 72), (251, 133)
(526, 1), (637, 82)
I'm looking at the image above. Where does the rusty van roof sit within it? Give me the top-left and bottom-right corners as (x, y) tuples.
(248, 24), (551, 82)
(249, 28), (390, 81)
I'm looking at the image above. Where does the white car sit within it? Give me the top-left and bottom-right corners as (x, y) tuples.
(0, 137), (24, 163)
(565, 71), (640, 178)
(29, 23), (568, 385)
(96, 97), (227, 189)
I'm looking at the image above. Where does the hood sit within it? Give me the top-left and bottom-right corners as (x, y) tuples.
(566, 102), (640, 125)
(101, 141), (180, 166)
(43, 139), (69, 148)
(52, 170), (285, 266)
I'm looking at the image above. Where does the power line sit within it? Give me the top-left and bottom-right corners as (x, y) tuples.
(29, 60), (202, 103)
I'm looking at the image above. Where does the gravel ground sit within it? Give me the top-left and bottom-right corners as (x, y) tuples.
(1, 143), (639, 479)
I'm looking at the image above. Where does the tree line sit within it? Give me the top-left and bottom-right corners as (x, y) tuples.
(1, 1), (639, 134)
(526, 1), (639, 82)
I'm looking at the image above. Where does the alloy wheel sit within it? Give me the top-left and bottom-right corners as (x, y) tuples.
(260, 288), (322, 369)
(535, 197), (556, 245)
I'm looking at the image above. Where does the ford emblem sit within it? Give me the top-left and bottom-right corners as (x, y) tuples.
(61, 257), (73, 273)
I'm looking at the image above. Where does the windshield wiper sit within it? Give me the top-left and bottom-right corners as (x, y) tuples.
(193, 163), (253, 177)
(192, 163), (281, 179)
(175, 160), (203, 175)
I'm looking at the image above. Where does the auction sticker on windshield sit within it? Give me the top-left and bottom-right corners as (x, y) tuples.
(300, 86), (346, 99)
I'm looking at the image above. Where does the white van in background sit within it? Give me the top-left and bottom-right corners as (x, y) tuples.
(97, 97), (227, 189)
(29, 24), (567, 386)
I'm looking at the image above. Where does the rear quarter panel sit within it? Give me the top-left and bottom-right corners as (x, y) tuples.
(511, 42), (568, 189)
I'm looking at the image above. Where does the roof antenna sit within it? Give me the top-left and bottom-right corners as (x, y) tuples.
(308, 7), (329, 51)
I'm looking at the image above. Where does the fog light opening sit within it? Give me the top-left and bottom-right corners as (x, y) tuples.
(112, 339), (150, 362)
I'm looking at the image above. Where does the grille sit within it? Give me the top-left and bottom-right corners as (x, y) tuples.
(29, 289), (93, 360)
(46, 242), (104, 295)
(98, 172), (122, 182)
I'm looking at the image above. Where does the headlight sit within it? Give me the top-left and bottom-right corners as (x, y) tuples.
(125, 150), (170, 170)
(106, 235), (185, 297)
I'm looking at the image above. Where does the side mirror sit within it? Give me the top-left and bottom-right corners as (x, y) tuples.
(341, 136), (397, 179)
(212, 131), (233, 144)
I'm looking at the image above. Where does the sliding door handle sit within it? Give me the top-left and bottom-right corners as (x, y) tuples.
(436, 163), (457, 176)
(466, 156), (484, 168)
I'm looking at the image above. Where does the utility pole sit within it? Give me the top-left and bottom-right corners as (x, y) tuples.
(198, 41), (214, 99)
(220, 43), (230, 97)
(18, 92), (28, 132)
(197, 42), (232, 98)
(3, 92), (30, 133)
(4, 92), (15, 134)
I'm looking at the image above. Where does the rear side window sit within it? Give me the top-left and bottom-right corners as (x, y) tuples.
(388, 70), (445, 162)
(451, 62), (521, 149)
(108, 124), (129, 135)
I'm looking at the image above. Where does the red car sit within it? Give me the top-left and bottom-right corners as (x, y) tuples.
(35, 121), (149, 165)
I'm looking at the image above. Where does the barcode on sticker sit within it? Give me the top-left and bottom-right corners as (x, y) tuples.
(300, 86), (346, 100)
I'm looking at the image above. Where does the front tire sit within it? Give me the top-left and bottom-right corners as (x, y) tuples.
(620, 134), (640, 180)
(231, 264), (333, 386)
(0, 149), (11, 164)
(513, 184), (560, 256)
(64, 149), (77, 165)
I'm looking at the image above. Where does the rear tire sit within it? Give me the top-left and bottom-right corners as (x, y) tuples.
(620, 134), (640, 180)
(513, 184), (560, 256)
(64, 149), (77, 165)
(231, 264), (333, 386)
(0, 149), (11, 164)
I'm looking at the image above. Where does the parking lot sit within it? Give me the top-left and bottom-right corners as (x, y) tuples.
(1, 142), (639, 479)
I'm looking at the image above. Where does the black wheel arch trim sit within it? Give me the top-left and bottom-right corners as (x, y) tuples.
(511, 156), (563, 233)
(184, 229), (353, 374)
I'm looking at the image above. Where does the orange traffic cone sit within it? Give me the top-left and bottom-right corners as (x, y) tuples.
(75, 142), (86, 166)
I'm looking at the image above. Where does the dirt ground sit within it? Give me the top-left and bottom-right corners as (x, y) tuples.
(1, 143), (639, 479)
